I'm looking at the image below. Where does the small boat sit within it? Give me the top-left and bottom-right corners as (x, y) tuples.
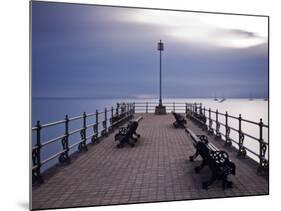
(214, 95), (218, 101)
(219, 98), (226, 103)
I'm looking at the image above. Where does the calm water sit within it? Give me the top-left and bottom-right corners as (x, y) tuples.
(32, 98), (268, 171)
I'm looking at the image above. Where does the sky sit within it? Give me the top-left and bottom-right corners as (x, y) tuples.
(32, 2), (268, 99)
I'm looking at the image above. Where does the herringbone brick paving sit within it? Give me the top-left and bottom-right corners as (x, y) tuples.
(32, 114), (268, 209)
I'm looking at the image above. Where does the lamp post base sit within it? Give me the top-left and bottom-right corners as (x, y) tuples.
(155, 104), (166, 115)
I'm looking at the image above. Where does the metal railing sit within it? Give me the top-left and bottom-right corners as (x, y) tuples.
(32, 103), (135, 184)
(185, 103), (269, 174)
(133, 101), (201, 113)
(32, 100), (268, 184)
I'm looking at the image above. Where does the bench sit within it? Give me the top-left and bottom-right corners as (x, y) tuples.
(172, 112), (187, 128)
(185, 128), (236, 189)
(114, 116), (142, 148)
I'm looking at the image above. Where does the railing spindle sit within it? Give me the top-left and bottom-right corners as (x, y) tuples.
(96, 109), (99, 137)
(209, 108), (211, 131)
(203, 107), (206, 117)
(258, 118), (268, 173)
(237, 114), (246, 157)
(146, 102), (148, 113)
(215, 109), (221, 139)
(78, 112), (87, 152)
(224, 112), (231, 147)
(32, 120), (43, 183)
(59, 115), (70, 163)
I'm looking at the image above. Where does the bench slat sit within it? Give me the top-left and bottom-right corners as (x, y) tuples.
(185, 127), (236, 189)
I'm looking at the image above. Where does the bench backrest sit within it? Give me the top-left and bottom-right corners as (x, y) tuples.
(185, 128), (235, 175)
(172, 112), (185, 121)
(126, 121), (139, 137)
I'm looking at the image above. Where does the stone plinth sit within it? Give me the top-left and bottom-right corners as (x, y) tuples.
(155, 105), (166, 114)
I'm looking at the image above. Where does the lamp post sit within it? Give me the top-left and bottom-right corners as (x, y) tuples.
(155, 40), (166, 114)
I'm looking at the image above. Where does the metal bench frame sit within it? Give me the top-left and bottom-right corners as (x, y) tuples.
(185, 128), (236, 189)
(172, 112), (187, 128)
(115, 116), (142, 148)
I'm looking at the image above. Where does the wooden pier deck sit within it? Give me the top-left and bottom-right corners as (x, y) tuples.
(32, 114), (268, 210)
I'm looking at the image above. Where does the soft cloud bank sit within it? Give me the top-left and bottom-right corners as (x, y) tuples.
(32, 2), (268, 99)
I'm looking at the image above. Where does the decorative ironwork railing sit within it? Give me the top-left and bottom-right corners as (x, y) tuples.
(32, 101), (269, 185)
(133, 101), (269, 173)
(32, 103), (135, 184)
(185, 103), (269, 174)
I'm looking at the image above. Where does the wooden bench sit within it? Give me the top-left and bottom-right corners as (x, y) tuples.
(114, 116), (142, 148)
(172, 112), (187, 128)
(185, 128), (236, 189)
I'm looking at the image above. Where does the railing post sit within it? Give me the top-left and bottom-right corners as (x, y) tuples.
(91, 110), (99, 144)
(208, 108), (213, 135)
(209, 108), (211, 129)
(215, 109), (221, 139)
(133, 102), (136, 114)
(79, 112), (88, 152)
(192, 104), (194, 114)
(131, 103), (134, 114)
(258, 118), (268, 173)
(185, 103), (187, 115)
(203, 107), (206, 117)
(216, 109), (218, 125)
(202, 107), (207, 130)
(102, 107), (107, 136)
(83, 112), (87, 143)
(225, 112), (231, 147)
(237, 114), (246, 157)
(65, 115), (69, 158)
(173, 102), (175, 112)
(96, 109), (99, 137)
(108, 106), (114, 132)
(32, 120), (43, 184)
(59, 115), (70, 163)
(116, 103), (119, 116)
(146, 102), (148, 113)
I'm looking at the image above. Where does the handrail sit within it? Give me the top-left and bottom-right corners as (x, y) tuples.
(41, 134), (67, 147)
(32, 102), (135, 184)
(41, 119), (66, 129)
(185, 102), (269, 174)
(32, 100), (268, 184)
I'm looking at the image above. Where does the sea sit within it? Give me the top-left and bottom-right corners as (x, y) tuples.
(32, 98), (269, 172)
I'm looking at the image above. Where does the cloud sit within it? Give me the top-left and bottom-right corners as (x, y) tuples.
(32, 3), (268, 98)
(119, 9), (268, 48)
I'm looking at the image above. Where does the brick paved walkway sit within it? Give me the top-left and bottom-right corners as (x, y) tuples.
(32, 114), (268, 209)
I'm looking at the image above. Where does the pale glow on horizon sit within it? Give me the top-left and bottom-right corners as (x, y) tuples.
(121, 10), (268, 48)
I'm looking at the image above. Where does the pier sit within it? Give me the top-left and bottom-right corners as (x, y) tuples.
(31, 102), (269, 210)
